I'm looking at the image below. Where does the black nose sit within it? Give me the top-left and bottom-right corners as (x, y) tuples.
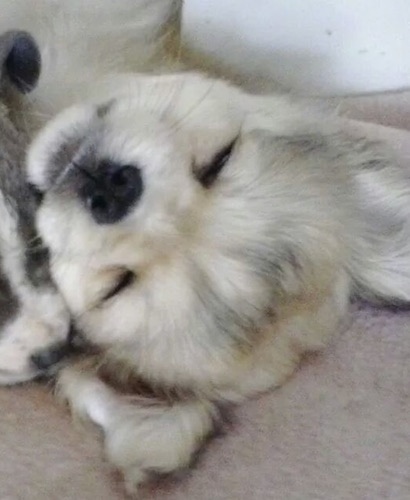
(78, 161), (143, 224)
(30, 342), (71, 371)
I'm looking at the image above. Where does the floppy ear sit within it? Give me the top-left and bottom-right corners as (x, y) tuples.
(0, 30), (41, 93)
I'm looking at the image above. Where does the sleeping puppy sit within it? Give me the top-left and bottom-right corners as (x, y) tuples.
(0, 0), (181, 384)
(30, 75), (410, 494)
(0, 30), (69, 384)
(5, 0), (410, 494)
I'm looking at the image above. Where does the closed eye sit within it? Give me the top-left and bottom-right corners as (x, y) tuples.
(28, 183), (44, 205)
(102, 270), (135, 302)
(196, 139), (237, 188)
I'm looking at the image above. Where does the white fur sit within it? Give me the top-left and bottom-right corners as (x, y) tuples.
(0, 0), (181, 126)
(4, 0), (410, 494)
(0, 130), (69, 383)
(0, 0), (181, 384)
(40, 75), (410, 492)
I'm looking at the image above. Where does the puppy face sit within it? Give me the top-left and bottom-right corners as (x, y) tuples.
(28, 74), (347, 388)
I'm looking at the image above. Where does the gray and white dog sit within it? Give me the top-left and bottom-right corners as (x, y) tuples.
(3, 0), (410, 495)
(0, 30), (69, 384)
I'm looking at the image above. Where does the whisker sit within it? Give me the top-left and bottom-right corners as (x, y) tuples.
(72, 162), (99, 182)
(169, 80), (217, 132)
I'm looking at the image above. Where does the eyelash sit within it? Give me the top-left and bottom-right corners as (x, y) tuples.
(196, 140), (237, 188)
(102, 270), (135, 302)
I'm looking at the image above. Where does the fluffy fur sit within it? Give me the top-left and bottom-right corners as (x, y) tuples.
(0, 30), (69, 384)
(4, 0), (410, 494)
(0, 0), (181, 383)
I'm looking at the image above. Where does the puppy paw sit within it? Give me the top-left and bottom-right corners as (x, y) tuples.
(57, 359), (116, 428)
(58, 363), (218, 494)
(104, 399), (217, 494)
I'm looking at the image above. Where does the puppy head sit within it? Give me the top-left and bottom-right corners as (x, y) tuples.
(28, 74), (345, 389)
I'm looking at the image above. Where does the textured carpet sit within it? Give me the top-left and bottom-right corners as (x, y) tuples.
(0, 301), (409, 499)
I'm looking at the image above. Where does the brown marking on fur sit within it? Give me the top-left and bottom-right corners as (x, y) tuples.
(96, 356), (199, 403)
(272, 133), (327, 154)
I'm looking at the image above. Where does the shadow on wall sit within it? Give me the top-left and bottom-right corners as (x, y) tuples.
(182, 34), (331, 96)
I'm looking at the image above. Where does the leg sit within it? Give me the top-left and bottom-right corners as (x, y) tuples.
(57, 362), (219, 494)
(0, 288), (70, 384)
(232, 273), (350, 400)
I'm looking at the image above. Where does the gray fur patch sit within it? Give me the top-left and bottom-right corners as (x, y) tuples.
(15, 185), (53, 288)
(360, 158), (387, 171)
(189, 258), (271, 349)
(0, 271), (19, 329)
(96, 99), (115, 119)
(0, 108), (53, 288)
(46, 135), (87, 190)
(270, 133), (327, 154)
(45, 109), (104, 192)
(23, 235), (53, 288)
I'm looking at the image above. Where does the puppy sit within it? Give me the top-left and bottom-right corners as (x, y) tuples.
(0, 0), (181, 384)
(0, 30), (69, 384)
(5, 0), (410, 494)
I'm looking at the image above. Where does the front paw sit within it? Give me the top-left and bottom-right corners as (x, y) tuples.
(104, 399), (217, 496)
(56, 359), (115, 428)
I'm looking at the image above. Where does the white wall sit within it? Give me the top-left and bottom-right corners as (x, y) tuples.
(182, 0), (410, 96)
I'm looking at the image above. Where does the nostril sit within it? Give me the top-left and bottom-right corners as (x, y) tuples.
(110, 167), (129, 188)
(108, 166), (141, 196)
(30, 343), (70, 371)
(88, 193), (109, 213)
